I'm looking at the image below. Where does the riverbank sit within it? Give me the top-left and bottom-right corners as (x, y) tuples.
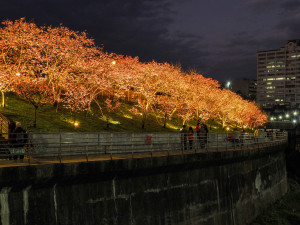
(251, 150), (300, 225)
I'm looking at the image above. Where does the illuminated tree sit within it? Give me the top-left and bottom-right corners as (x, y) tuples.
(13, 75), (54, 128)
(0, 18), (268, 130)
(0, 18), (103, 112)
(104, 98), (121, 128)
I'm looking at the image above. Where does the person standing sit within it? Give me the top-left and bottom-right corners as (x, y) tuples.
(13, 122), (26, 160)
(199, 124), (207, 149)
(180, 125), (188, 150)
(7, 121), (16, 160)
(196, 122), (200, 147)
(188, 127), (194, 150)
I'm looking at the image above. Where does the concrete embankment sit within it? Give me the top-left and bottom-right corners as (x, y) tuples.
(0, 143), (288, 225)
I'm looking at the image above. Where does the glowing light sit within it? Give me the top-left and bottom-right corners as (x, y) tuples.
(110, 120), (120, 124)
(112, 61), (116, 65)
(286, 114), (290, 118)
(124, 114), (133, 119)
(294, 111), (298, 116)
(279, 116), (282, 119)
(74, 121), (79, 127)
(166, 123), (179, 130)
(16, 72), (20, 76)
(293, 119), (297, 123)
(226, 127), (230, 131)
(226, 81), (231, 89)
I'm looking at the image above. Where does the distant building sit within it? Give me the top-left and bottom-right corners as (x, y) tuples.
(231, 78), (256, 100)
(257, 40), (300, 110)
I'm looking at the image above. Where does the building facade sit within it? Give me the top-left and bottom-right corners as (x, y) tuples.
(257, 40), (300, 110)
(231, 78), (256, 100)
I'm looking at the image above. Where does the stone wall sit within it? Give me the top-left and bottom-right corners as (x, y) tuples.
(0, 144), (288, 225)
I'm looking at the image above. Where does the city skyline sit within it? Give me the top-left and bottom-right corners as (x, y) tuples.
(1, 0), (300, 82)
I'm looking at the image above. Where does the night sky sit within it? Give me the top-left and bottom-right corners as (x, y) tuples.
(1, 0), (300, 82)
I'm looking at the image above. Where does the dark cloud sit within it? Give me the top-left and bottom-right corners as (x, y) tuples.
(1, 0), (299, 83)
(243, 0), (279, 13)
(0, 0), (208, 74)
(210, 56), (257, 82)
(207, 31), (288, 81)
(281, 1), (300, 11)
(276, 17), (300, 38)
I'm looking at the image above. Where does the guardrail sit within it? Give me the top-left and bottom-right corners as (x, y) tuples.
(0, 131), (288, 164)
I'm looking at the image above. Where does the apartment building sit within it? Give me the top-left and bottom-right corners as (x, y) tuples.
(257, 40), (300, 110)
(231, 78), (256, 100)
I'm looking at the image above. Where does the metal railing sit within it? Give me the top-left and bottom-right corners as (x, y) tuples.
(0, 132), (288, 164)
(0, 112), (10, 139)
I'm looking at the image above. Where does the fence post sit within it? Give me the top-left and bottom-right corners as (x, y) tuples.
(27, 136), (31, 165)
(168, 133), (170, 156)
(206, 133), (209, 151)
(110, 133), (113, 160)
(98, 133), (101, 154)
(150, 134), (153, 157)
(131, 133), (134, 159)
(85, 134), (89, 162)
(59, 134), (62, 163)
(216, 133), (218, 151)
(226, 133), (228, 150)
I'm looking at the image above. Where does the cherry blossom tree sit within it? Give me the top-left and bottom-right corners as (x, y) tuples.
(13, 75), (54, 128)
(0, 18), (268, 130)
(104, 98), (121, 128)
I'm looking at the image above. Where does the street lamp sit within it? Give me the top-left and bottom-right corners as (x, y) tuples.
(226, 81), (231, 89)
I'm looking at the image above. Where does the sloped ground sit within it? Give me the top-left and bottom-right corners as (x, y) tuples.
(0, 93), (231, 133)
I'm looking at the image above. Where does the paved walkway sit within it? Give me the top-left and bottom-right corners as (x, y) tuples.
(0, 145), (258, 168)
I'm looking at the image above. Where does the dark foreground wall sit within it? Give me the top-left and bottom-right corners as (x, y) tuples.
(0, 144), (287, 225)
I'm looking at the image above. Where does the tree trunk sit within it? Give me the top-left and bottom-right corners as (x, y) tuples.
(1, 91), (5, 108)
(142, 113), (146, 129)
(163, 112), (167, 128)
(106, 116), (110, 129)
(34, 105), (38, 128)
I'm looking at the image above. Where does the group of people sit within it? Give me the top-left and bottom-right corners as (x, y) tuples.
(180, 122), (209, 150)
(8, 121), (27, 160)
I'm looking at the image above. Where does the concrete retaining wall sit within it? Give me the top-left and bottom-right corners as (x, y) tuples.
(0, 143), (288, 225)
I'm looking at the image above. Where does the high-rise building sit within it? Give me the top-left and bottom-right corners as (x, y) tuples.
(231, 78), (256, 100)
(257, 40), (300, 110)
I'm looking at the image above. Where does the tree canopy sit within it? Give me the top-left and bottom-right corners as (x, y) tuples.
(0, 18), (268, 129)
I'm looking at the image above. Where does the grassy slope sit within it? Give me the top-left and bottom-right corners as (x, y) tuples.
(0, 93), (198, 133)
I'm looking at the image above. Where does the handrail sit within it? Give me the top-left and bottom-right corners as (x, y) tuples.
(0, 131), (288, 164)
(0, 112), (10, 139)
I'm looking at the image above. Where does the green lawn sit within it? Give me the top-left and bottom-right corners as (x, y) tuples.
(0, 93), (249, 133)
(0, 93), (189, 133)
